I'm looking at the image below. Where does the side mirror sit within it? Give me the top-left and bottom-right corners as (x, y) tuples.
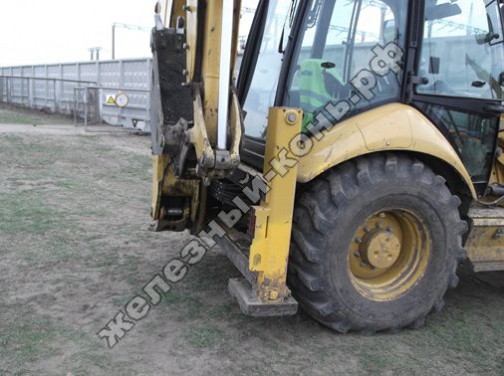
(383, 20), (397, 43)
(475, 32), (501, 45)
(425, 3), (462, 21)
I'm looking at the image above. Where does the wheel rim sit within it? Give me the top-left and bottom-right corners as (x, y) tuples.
(348, 210), (431, 302)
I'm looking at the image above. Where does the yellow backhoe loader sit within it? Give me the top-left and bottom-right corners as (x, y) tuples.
(149, 0), (504, 333)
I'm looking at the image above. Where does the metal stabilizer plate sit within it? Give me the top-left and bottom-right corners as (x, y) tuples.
(228, 278), (298, 317)
(467, 207), (504, 272)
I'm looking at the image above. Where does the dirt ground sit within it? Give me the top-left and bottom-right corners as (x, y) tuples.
(0, 106), (504, 376)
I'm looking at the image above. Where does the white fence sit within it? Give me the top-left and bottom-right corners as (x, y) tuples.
(0, 58), (152, 132)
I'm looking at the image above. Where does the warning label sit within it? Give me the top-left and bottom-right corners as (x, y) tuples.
(105, 95), (116, 106)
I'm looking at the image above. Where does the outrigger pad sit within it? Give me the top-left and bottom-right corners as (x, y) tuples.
(228, 278), (299, 317)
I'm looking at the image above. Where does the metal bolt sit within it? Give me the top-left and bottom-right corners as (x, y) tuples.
(287, 113), (297, 124)
(182, 69), (188, 76)
(355, 237), (363, 244)
(376, 223), (383, 230)
(386, 226), (393, 233)
(364, 226), (371, 233)
(354, 252), (361, 258)
(183, 43), (189, 50)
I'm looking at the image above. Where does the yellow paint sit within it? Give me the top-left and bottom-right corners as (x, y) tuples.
(228, 90), (243, 165)
(188, 87), (216, 168)
(297, 103), (477, 199)
(363, 232), (401, 269)
(151, 155), (169, 220)
(185, 0), (198, 82)
(200, 1), (223, 146)
(249, 107), (302, 302)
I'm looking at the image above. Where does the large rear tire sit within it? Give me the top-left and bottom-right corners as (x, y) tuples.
(288, 154), (467, 333)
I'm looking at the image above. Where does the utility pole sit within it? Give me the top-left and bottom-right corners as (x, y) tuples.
(112, 24), (116, 60)
(89, 47), (103, 61)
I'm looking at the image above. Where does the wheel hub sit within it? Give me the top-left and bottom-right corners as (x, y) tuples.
(348, 210), (431, 301)
(361, 231), (401, 269)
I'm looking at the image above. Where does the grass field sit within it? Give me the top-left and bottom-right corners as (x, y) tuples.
(0, 107), (504, 375)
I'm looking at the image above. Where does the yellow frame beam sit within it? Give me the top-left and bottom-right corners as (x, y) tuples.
(249, 107), (303, 302)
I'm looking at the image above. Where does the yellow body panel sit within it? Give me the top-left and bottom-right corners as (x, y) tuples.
(297, 103), (477, 199)
(249, 108), (303, 302)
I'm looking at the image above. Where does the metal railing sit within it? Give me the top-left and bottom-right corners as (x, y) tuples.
(0, 58), (152, 132)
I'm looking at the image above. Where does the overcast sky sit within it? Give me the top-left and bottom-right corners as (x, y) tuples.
(0, 0), (258, 67)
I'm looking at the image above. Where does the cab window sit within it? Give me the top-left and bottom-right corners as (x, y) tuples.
(283, 0), (408, 132)
(242, 0), (295, 139)
(418, 0), (504, 100)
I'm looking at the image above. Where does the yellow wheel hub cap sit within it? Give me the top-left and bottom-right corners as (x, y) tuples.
(348, 210), (431, 301)
(362, 231), (401, 269)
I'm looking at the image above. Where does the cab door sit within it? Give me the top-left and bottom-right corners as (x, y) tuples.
(412, 0), (504, 195)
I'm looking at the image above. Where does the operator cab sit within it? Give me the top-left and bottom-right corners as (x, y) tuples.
(239, 0), (504, 196)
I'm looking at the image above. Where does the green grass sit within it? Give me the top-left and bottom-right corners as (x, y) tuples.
(0, 189), (62, 235)
(0, 318), (135, 376)
(0, 319), (60, 371)
(2, 126), (504, 375)
(183, 325), (225, 349)
(0, 113), (41, 125)
(0, 107), (71, 125)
